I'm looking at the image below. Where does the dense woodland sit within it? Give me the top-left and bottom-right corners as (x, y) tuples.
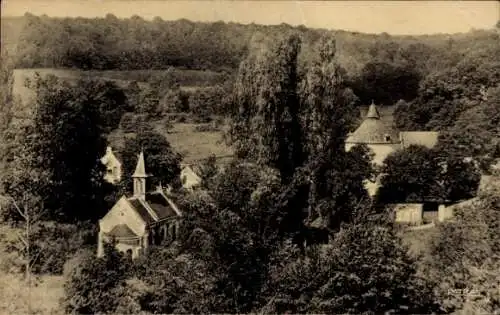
(0, 14), (499, 315)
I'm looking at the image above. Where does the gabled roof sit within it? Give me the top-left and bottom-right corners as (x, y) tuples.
(125, 191), (181, 226)
(400, 132), (440, 149)
(106, 224), (138, 238)
(145, 191), (181, 219)
(101, 146), (121, 166)
(127, 198), (156, 224)
(181, 165), (202, 182)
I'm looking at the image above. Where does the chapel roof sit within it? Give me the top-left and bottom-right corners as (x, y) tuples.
(346, 102), (400, 144)
(126, 191), (181, 225)
(145, 191), (181, 219)
(128, 198), (156, 224)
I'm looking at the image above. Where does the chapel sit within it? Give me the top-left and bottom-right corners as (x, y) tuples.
(97, 151), (182, 259)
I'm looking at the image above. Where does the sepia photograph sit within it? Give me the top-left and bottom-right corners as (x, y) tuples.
(0, 0), (499, 314)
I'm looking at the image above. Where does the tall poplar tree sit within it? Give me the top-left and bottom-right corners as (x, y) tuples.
(229, 32), (304, 183)
(299, 35), (369, 230)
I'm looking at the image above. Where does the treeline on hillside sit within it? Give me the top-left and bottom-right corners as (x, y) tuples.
(8, 14), (499, 106)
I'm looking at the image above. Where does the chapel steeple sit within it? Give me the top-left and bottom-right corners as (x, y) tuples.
(132, 151), (148, 199)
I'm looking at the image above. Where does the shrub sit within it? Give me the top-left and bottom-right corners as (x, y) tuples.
(31, 221), (97, 275)
(193, 123), (219, 132)
(260, 213), (438, 314)
(63, 242), (132, 314)
(424, 193), (500, 313)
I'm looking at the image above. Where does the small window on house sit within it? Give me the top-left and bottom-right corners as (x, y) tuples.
(181, 175), (187, 184)
(384, 134), (391, 142)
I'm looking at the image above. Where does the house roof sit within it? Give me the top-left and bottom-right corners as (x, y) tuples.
(106, 224), (139, 238)
(346, 104), (400, 144)
(181, 165), (202, 182)
(101, 146), (121, 166)
(400, 132), (440, 149)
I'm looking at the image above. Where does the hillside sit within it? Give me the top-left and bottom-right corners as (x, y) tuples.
(4, 15), (500, 166)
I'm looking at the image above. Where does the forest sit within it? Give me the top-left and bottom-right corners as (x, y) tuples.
(0, 13), (499, 315)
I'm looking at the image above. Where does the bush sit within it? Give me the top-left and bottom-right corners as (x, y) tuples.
(31, 221), (97, 275)
(424, 193), (500, 313)
(63, 242), (132, 314)
(0, 221), (96, 276)
(193, 123), (219, 132)
(260, 213), (438, 314)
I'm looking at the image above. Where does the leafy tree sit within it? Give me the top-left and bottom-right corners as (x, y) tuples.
(136, 86), (160, 117)
(120, 130), (182, 190)
(424, 193), (500, 313)
(434, 85), (500, 171)
(295, 36), (370, 233)
(132, 246), (218, 314)
(260, 210), (438, 314)
(63, 243), (132, 314)
(2, 75), (120, 222)
(160, 88), (189, 114)
(351, 61), (421, 105)
(377, 145), (480, 204)
(170, 162), (287, 313)
(229, 32), (304, 183)
(198, 154), (218, 189)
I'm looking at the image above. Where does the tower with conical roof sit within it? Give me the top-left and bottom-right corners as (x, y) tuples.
(345, 101), (401, 165)
(132, 151), (148, 199)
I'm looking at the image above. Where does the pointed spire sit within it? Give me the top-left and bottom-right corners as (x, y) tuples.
(132, 151), (147, 178)
(366, 101), (380, 120)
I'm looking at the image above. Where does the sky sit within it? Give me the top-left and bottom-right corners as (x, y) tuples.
(2, 0), (499, 35)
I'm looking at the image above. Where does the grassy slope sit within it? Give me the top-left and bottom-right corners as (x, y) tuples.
(108, 122), (233, 164)
(0, 273), (64, 315)
(165, 123), (233, 163)
(0, 224), (64, 315)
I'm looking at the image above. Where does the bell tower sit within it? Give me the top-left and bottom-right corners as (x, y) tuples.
(132, 151), (148, 199)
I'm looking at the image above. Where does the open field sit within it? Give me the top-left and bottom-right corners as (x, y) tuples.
(107, 122), (234, 164)
(165, 123), (233, 163)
